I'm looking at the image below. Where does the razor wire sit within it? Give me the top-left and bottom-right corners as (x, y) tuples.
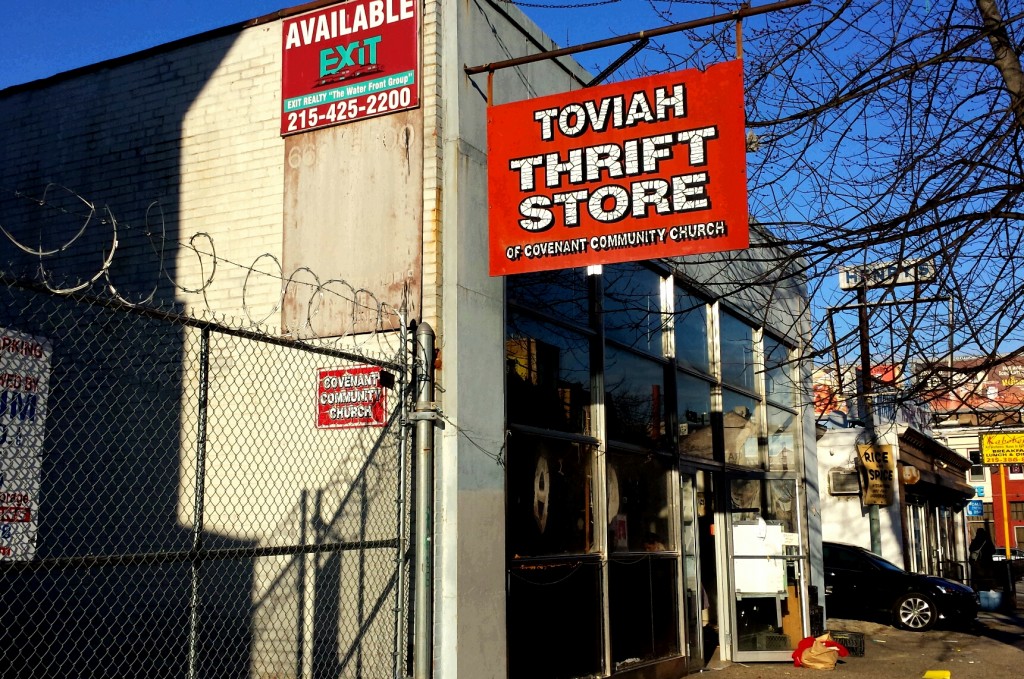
(0, 183), (407, 355)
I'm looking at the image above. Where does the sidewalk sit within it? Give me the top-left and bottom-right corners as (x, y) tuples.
(704, 586), (1024, 679)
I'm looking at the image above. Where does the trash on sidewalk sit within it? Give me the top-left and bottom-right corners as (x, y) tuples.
(792, 633), (850, 670)
(827, 630), (865, 657)
(978, 590), (1003, 611)
(921, 671), (950, 679)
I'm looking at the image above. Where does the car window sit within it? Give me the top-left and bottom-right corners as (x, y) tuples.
(824, 545), (865, 570)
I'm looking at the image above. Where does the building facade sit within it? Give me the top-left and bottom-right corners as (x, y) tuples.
(927, 356), (1024, 554)
(1, 1), (821, 677)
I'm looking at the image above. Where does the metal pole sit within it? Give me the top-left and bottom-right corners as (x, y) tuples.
(464, 0), (810, 75)
(394, 314), (410, 679)
(187, 327), (210, 679)
(413, 322), (436, 679)
(856, 287), (882, 554)
(998, 464), (1016, 608)
(826, 310), (845, 414)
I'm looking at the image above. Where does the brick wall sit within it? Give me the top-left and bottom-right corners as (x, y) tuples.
(0, 24), (285, 321)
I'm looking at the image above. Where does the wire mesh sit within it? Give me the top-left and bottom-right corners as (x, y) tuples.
(0, 279), (413, 679)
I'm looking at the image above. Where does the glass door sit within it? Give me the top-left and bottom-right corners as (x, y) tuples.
(729, 478), (807, 662)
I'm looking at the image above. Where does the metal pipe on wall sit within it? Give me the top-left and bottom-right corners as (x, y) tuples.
(413, 322), (436, 679)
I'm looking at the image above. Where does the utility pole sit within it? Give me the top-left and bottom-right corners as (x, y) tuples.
(856, 286), (883, 555)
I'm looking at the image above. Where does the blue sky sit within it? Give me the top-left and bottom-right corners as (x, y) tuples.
(1, 2), (290, 89)
(0, 1), (700, 90)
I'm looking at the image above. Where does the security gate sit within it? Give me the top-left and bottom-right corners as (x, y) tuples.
(0, 279), (415, 678)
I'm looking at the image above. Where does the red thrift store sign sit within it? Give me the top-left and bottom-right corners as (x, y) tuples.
(317, 365), (387, 429)
(488, 60), (749, 276)
(281, 0), (420, 135)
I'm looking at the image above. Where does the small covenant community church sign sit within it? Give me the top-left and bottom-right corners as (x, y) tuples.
(487, 59), (749, 276)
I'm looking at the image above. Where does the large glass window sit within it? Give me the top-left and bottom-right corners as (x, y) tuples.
(675, 289), (708, 372)
(721, 312), (756, 392)
(603, 263), (665, 356)
(723, 389), (762, 468)
(508, 560), (604, 679)
(609, 555), (680, 669)
(605, 346), (667, 448)
(767, 405), (799, 472)
(506, 434), (596, 558)
(764, 337), (796, 408)
(506, 312), (591, 435)
(607, 451), (675, 553)
(677, 371), (713, 460)
(607, 450), (680, 671)
(506, 269), (589, 327)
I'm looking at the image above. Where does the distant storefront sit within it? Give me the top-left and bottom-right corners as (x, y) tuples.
(818, 423), (974, 582)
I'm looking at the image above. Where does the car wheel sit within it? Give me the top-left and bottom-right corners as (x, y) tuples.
(893, 593), (937, 631)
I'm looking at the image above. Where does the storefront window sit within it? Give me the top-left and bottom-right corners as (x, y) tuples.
(675, 289), (708, 372)
(677, 371), (713, 460)
(609, 555), (680, 668)
(720, 312), (755, 392)
(766, 480), (799, 534)
(603, 263), (665, 356)
(723, 389), (762, 468)
(506, 312), (591, 435)
(506, 269), (589, 327)
(508, 560), (604, 679)
(767, 405), (799, 472)
(764, 337), (796, 408)
(607, 450), (679, 667)
(605, 346), (667, 448)
(606, 451), (674, 552)
(507, 435), (595, 558)
(505, 264), (810, 672)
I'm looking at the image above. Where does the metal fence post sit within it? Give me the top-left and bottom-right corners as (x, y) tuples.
(393, 313), (409, 679)
(187, 326), (211, 679)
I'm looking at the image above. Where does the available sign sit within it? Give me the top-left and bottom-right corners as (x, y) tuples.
(487, 60), (749, 276)
(317, 365), (387, 428)
(981, 432), (1024, 465)
(1, 327), (52, 561)
(857, 443), (895, 506)
(281, 0), (420, 135)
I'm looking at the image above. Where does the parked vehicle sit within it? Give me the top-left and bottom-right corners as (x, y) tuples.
(991, 547), (1024, 561)
(992, 547), (1024, 580)
(823, 541), (979, 631)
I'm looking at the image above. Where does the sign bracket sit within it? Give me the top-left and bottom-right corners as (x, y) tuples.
(464, 0), (809, 78)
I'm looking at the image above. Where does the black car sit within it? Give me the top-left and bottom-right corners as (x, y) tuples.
(823, 541), (979, 631)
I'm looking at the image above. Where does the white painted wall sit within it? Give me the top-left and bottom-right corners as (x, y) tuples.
(817, 426), (906, 563)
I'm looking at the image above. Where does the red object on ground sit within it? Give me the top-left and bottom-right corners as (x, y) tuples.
(792, 635), (851, 667)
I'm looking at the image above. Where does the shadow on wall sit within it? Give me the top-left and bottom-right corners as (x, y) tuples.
(0, 31), (249, 678)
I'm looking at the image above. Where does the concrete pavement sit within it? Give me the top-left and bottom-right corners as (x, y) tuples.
(703, 588), (1024, 679)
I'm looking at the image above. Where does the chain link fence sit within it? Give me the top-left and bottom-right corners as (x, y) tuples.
(0, 278), (414, 678)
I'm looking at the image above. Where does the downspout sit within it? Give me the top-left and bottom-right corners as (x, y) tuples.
(412, 322), (438, 679)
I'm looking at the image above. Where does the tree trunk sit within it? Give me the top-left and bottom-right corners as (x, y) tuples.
(976, 0), (1024, 127)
